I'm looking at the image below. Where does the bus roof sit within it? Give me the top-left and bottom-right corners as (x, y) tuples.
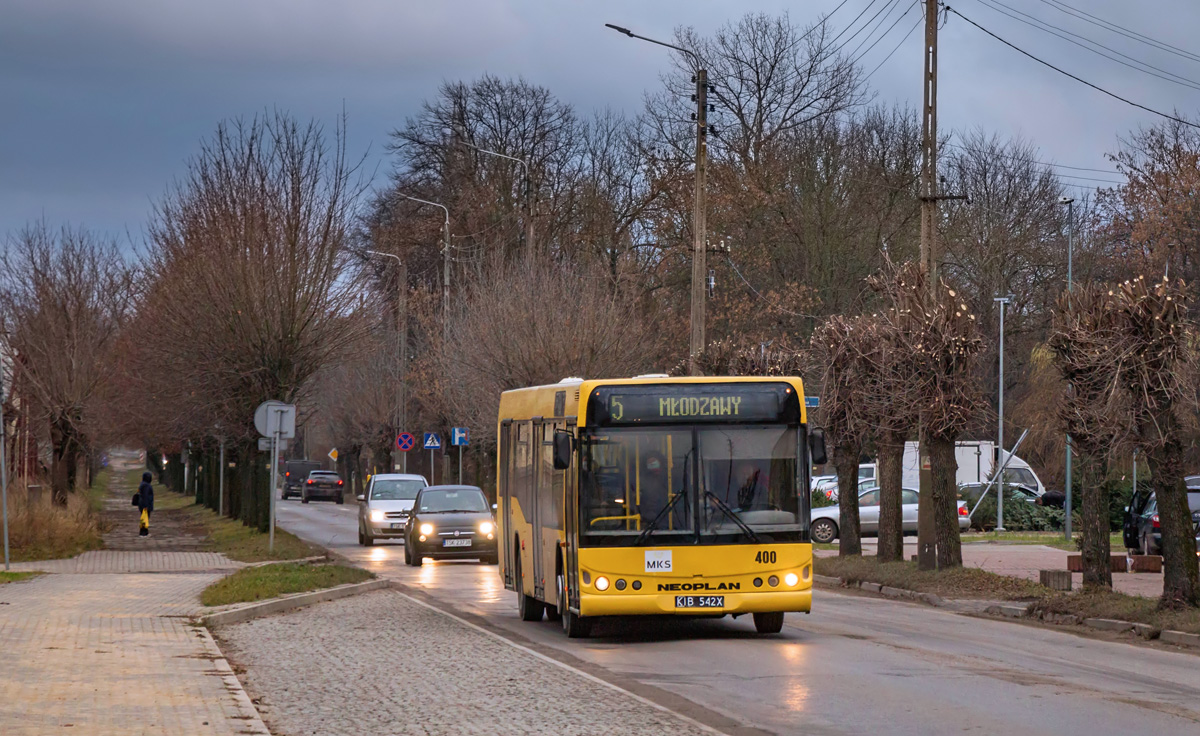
(497, 375), (808, 427)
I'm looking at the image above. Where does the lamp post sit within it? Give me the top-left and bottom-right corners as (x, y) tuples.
(395, 194), (450, 344)
(1, 361), (10, 571)
(456, 141), (534, 263)
(1059, 196), (1075, 540)
(606, 22), (708, 375)
(994, 295), (1013, 532)
(367, 249), (408, 473)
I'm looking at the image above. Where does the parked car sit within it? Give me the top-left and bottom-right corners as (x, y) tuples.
(282, 460), (322, 499)
(813, 477), (879, 503)
(1123, 490), (1200, 555)
(810, 487), (969, 544)
(301, 470), (344, 504)
(357, 473), (428, 546)
(957, 482), (1041, 508)
(404, 485), (498, 566)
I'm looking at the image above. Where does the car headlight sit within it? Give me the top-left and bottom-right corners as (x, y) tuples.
(479, 521), (494, 535)
(369, 510), (385, 522)
(419, 523), (434, 536)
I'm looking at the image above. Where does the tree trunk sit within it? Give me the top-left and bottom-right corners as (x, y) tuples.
(876, 433), (906, 562)
(1076, 448), (1112, 591)
(833, 441), (862, 556)
(928, 433), (962, 568)
(1147, 434), (1199, 608)
(49, 415), (71, 505)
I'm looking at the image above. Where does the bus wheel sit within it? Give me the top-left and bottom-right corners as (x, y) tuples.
(516, 556), (544, 622)
(559, 574), (591, 638)
(753, 612), (785, 634)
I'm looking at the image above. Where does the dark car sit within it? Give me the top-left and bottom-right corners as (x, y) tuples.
(1123, 490), (1200, 555)
(283, 460), (322, 499)
(404, 485), (497, 566)
(302, 470), (345, 504)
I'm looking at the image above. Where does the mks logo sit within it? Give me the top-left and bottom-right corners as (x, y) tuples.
(644, 550), (672, 573)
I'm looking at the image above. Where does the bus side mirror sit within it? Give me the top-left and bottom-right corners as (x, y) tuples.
(808, 429), (828, 466)
(553, 431), (573, 470)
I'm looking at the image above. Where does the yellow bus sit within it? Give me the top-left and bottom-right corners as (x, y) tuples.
(496, 375), (826, 638)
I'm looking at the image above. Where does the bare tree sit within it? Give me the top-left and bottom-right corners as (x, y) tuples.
(0, 223), (133, 502)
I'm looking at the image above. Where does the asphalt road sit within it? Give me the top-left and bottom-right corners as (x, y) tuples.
(277, 498), (1200, 736)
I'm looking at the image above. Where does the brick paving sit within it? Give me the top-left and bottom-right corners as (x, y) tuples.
(218, 590), (714, 736)
(0, 463), (267, 735)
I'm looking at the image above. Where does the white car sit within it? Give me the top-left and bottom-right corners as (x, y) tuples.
(810, 487), (970, 544)
(357, 473), (428, 546)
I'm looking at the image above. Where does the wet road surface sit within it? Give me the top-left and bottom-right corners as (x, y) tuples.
(277, 498), (1200, 736)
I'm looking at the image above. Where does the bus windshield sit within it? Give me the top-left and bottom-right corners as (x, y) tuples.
(579, 425), (806, 546)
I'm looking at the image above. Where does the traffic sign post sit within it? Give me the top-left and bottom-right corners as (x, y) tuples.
(256, 401), (296, 554)
(424, 433), (442, 483)
(397, 432), (416, 473)
(451, 428), (469, 483)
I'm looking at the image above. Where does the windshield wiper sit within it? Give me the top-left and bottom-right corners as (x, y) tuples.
(704, 491), (760, 543)
(633, 489), (688, 546)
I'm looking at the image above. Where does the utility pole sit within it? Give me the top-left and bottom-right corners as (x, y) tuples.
(1, 363), (11, 571)
(690, 68), (709, 376)
(1060, 197), (1075, 540)
(605, 23), (708, 375)
(994, 295), (1013, 531)
(916, 0), (940, 571)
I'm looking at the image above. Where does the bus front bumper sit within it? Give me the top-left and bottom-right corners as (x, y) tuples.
(579, 588), (811, 617)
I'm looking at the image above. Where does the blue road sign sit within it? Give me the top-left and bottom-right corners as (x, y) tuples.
(423, 433), (442, 450)
(805, 396), (820, 408)
(396, 432), (416, 452)
(451, 427), (469, 446)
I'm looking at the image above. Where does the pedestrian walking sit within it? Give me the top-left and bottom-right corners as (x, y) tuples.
(136, 471), (154, 536)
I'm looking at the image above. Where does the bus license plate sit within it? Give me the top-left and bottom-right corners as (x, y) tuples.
(675, 595), (723, 609)
(443, 539), (472, 548)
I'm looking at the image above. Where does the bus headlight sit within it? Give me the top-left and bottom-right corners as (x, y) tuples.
(784, 572), (799, 587)
(595, 576), (610, 591)
(479, 521), (494, 535)
(419, 523), (434, 536)
(369, 510), (385, 522)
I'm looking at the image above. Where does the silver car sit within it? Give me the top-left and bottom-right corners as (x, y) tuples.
(810, 487), (970, 544)
(357, 473), (428, 546)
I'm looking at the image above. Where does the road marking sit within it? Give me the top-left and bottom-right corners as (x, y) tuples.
(390, 587), (731, 736)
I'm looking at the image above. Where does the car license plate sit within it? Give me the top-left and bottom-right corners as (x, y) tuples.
(443, 538), (472, 548)
(675, 595), (724, 609)
(390, 523), (404, 530)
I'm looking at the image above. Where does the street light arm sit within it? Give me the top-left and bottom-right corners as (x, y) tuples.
(365, 249), (402, 266)
(457, 140), (528, 175)
(605, 22), (699, 65)
(395, 193), (450, 229)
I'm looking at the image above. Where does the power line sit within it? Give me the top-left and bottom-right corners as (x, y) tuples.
(942, 142), (1122, 182)
(1036, 0), (1200, 66)
(724, 255), (820, 319)
(946, 7), (1200, 131)
(829, 1), (885, 49)
(845, 0), (914, 62)
(974, 0), (1200, 92)
(864, 12), (923, 80)
(851, 1), (919, 68)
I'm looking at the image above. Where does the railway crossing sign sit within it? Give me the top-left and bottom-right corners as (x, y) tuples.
(451, 427), (469, 446)
(423, 433), (442, 450)
(396, 432), (416, 452)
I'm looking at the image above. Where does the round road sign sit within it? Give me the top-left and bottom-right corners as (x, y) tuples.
(396, 432), (416, 452)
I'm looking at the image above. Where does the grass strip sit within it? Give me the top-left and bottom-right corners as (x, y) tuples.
(960, 530), (1123, 552)
(815, 555), (1051, 601)
(201, 562), (373, 607)
(0, 571), (43, 584)
(1032, 590), (1200, 635)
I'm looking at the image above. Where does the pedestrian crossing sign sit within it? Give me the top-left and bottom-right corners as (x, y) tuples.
(423, 433), (442, 450)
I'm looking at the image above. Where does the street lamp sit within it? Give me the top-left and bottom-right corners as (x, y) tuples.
(606, 22), (709, 376)
(367, 249), (408, 473)
(455, 140), (534, 263)
(1059, 196), (1075, 540)
(994, 294), (1014, 532)
(394, 193), (451, 344)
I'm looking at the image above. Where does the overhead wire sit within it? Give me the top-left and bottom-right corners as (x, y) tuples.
(864, 10), (924, 80)
(945, 7), (1200, 130)
(973, 0), (1200, 92)
(1036, 0), (1200, 66)
(724, 255), (821, 320)
(849, 0), (919, 68)
(845, 0), (914, 62)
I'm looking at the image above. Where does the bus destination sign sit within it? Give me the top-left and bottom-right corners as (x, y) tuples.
(589, 383), (801, 426)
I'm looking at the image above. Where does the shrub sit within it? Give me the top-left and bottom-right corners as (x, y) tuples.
(811, 487), (836, 508)
(6, 487), (103, 561)
(970, 490), (1075, 532)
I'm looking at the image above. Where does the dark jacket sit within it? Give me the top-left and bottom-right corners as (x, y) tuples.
(137, 472), (154, 512)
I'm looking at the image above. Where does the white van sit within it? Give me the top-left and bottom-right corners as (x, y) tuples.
(900, 441), (1044, 495)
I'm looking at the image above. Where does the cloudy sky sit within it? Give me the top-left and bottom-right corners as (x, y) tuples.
(4, 0), (1199, 243)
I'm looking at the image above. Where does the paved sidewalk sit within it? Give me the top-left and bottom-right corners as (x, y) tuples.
(0, 465), (267, 735)
(218, 590), (714, 736)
